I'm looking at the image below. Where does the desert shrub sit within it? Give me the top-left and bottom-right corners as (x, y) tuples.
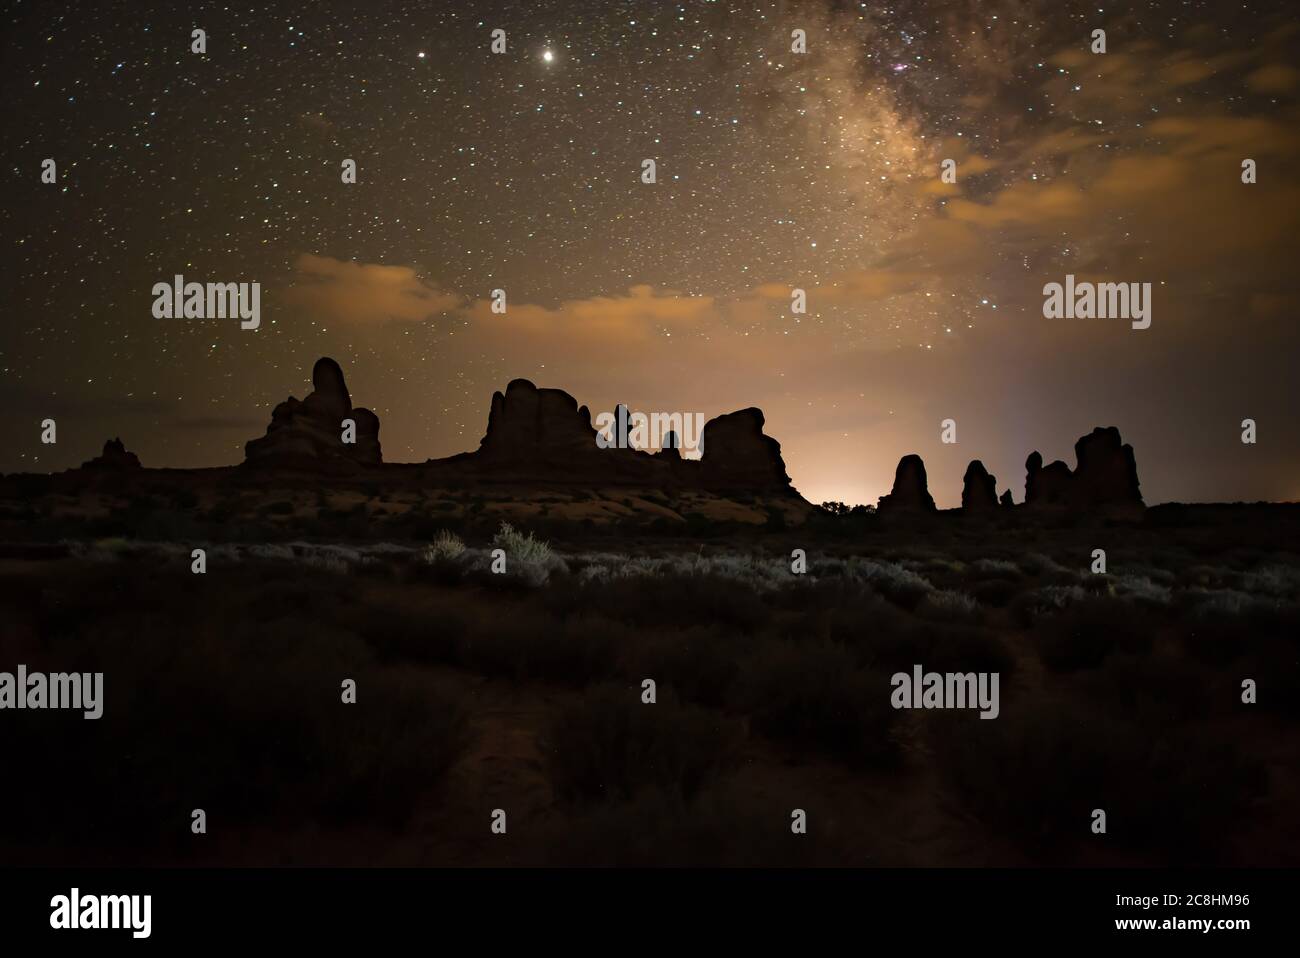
(243, 569), (349, 622)
(1110, 574), (1173, 607)
(353, 602), (467, 667)
(463, 524), (567, 587)
(303, 554), (350, 574)
(1079, 572), (1115, 596)
(246, 543), (297, 561)
(769, 575), (874, 615)
(1020, 552), (1072, 576)
(536, 570), (590, 617)
(536, 778), (832, 866)
(314, 668), (470, 821)
(631, 625), (744, 708)
(577, 571), (769, 633)
(2, 588), (472, 861)
(1234, 563), (1300, 598)
(1033, 597), (1155, 672)
(544, 684), (742, 802)
(1184, 588), (1274, 620)
(426, 528), (466, 559)
(419, 529), (467, 581)
(1186, 599), (1300, 717)
(1179, 563), (1228, 590)
(420, 606), (623, 684)
(733, 641), (899, 767)
(852, 560), (933, 609)
(1128, 565), (1178, 587)
(1010, 584), (1088, 626)
(492, 521), (551, 564)
(901, 622), (1016, 678)
(916, 589), (981, 622)
(521, 614), (625, 683)
(930, 694), (1266, 862)
(1072, 652), (1231, 723)
(971, 558), (1021, 577)
(969, 577), (1022, 607)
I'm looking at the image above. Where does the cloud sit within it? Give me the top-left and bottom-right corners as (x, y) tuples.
(944, 181), (1087, 227)
(861, 29), (1300, 295)
(1246, 63), (1299, 95)
(455, 283), (719, 353)
(285, 254), (464, 325)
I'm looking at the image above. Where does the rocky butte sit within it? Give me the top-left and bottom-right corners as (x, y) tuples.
(1024, 426), (1143, 513)
(876, 426), (1143, 518)
(10, 357), (1153, 528)
(877, 454), (937, 515)
(243, 357), (381, 472)
(961, 460), (999, 512)
(80, 438), (141, 471)
(237, 359), (802, 502)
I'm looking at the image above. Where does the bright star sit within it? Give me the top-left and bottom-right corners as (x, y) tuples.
(542, 50), (554, 62)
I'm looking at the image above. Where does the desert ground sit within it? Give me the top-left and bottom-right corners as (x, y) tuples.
(2, 481), (1296, 867)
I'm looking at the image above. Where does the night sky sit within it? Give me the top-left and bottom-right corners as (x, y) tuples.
(3, 0), (1297, 506)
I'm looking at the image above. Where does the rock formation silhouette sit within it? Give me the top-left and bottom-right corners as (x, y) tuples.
(8, 355), (1168, 532)
(244, 358), (381, 468)
(476, 378), (606, 468)
(1072, 426), (1143, 507)
(81, 438), (141, 470)
(404, 374), (797, 495)
(878, 454), (937, 514)
(657, 430), (682, 460)
(1024, 426), (1143, 509)
(961, 460), (999, 511)
(1025, 451), (1074, 505)
(612, 404), (632, 450)
(698, 408), (791, 493)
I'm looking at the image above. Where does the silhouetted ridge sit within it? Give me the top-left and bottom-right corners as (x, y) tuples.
(81, 438), (141, 470)
(407, 375), (800, 495)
